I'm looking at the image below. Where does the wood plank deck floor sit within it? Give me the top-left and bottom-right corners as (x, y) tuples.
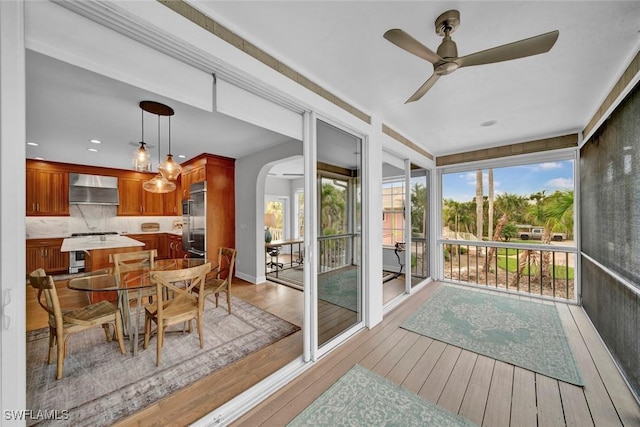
(27, 278), (640, 426)
(233, 282), (640, 427)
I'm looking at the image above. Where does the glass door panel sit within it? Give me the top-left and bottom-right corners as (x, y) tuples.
(382, 158), (407, 303)
(410, 165), (429, 287)
(316, 120), (362, 347)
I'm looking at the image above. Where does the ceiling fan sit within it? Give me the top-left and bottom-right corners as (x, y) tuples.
(384, 10), (559, 103)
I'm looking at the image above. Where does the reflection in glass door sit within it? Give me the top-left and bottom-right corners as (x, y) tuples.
(410, 165), (429, 287)
(382, 157), (407, 303)
(316, 121), (362, 347)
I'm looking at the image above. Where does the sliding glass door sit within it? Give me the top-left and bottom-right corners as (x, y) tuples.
(316, 120), (362, 347)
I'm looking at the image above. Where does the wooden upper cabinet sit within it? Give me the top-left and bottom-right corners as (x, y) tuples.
(26, 167), (69, 216)
(181, 165), (206, 200)
(117, 176), (145, 215)
(117, 175), (165, 216)
(163, 178), (182, 216)
(26, 159), (183, 218)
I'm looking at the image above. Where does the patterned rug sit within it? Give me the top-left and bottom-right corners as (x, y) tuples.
(26, 296), (300, 426)
(288, 364), (477, 426)
(317, 267), (358, 312)
(402, 285), (583, 385)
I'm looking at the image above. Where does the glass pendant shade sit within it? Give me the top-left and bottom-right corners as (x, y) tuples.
(133, 142), (151, 172)
(158, 154), (182, 181)
(142, 173), (176, 193)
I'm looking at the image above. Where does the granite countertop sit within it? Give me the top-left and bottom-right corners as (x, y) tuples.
(60, 235), (145, 252)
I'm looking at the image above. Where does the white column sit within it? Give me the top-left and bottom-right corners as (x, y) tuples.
(1, 0), (27, 422)
(366, 114), (384, 327)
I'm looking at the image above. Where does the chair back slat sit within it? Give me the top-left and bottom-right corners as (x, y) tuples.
(150, 262), (211, 318)
(216, 247), (237, 282)
(110, 249), (157, 287)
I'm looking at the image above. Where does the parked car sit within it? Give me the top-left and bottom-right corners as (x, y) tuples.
(517, 226), (566, 241)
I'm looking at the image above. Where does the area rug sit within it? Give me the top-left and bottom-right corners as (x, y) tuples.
(26, 296), (300, 426)
(401, 285), (583, 386)
(318, 267), (358, 312)
(287, 364), (477, 426)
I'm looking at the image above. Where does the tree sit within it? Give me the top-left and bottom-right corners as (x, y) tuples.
(411, 182), (427, 237)
(488, 169), (494, 241)
(500, 223), (518, 241)
(475, 170), (483, 239)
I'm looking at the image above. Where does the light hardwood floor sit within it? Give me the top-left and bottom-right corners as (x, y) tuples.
(233, 282), (640, 427)
(27, 278), (640, 426)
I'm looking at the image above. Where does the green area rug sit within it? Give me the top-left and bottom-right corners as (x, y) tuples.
(288, 364), (476, 426)
(402, 285), (583, 385)
(318, 267), (358, 312)
(271, 266), (358, 312)
(27, 296), (300, 426)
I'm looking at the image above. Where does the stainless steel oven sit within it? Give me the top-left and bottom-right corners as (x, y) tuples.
(68, 231), (117, 273)
(69, 250), (85, 274)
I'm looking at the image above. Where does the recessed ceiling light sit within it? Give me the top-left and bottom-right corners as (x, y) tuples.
(87, 148), (99, 152)
(480, 120), (497, 127)
(89, 139), (102, 144)
(177, 154), (186, 159)
(27, 142), (39, 146)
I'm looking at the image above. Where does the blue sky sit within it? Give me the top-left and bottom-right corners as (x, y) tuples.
(443, 160), (574, 202)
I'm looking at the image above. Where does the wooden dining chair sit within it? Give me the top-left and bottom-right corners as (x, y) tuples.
(193, 247), (237, 315)
(29, 268), (126, 379)
(143, 262), (211, 366)
(110, 249), (157, 302)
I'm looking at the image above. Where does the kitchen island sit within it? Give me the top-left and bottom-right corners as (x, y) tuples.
(61, 234), (145, 271)
(61, 234), (146, 303)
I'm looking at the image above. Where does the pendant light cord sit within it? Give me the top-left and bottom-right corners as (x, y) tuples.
(168, 116), (172, 155)
(157, 114), (161, 164)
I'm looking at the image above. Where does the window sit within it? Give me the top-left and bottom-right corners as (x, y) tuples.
(382, 178), (405, 246)
(441, 159), (575, 245)
(265, 196), (288, 241)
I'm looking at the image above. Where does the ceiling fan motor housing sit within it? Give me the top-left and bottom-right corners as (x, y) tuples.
(435, 38), (459, 75)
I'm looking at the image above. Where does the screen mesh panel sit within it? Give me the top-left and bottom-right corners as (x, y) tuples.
(580, 83), (640, 289)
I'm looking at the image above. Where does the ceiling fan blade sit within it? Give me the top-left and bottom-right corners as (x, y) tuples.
(456, 30), (559, 68)
(384, 29), (442, 64)
(405, 74), (440, 103)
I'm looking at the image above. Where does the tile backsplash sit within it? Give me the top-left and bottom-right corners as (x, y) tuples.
(26, 205), (181, 238)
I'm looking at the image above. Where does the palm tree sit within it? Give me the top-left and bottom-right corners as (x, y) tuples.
(488, 169), (494, 241)
(485, 193), (528, 271)
(475, 170), (483, 239)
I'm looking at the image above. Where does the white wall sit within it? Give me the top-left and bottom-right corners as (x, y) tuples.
(234, 140), (302, 283)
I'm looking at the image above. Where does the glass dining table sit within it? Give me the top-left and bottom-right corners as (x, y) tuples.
(68, 258), (212, 356)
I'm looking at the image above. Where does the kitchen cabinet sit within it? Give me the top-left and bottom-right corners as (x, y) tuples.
(181, 154), (235, 260)
(26, 238), (69, 275)
(26, 167), (69, 216)
(156, 233), (169, 259)
(168, 234), (185, 259)
(163, 182), (182, 216)
(126, 233), (159, 253)
(117, 176), (164, 216)
(181, 165), (206, 200)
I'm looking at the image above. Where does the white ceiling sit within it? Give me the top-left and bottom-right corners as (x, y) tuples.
(25, 1), (640, 174)
(193, 1), (640, 155)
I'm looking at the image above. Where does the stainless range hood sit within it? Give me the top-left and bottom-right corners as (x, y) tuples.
(69, 173), (119, 205)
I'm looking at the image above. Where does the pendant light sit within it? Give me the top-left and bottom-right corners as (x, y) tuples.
(141, 101), (176, 194)
(157, 115), (182, 181)
(132, 108), (151, 172)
